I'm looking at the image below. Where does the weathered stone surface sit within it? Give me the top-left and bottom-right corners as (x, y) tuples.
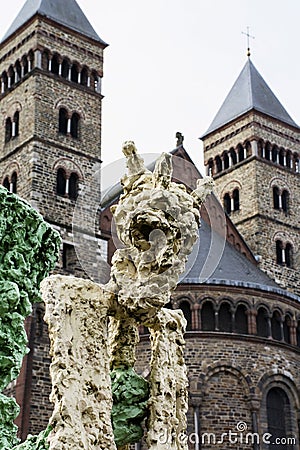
(108, 142), (214, 324)
(109, 316), (139, 369)
(41, 275), (116, 450)
(107, 142), (213, 448)
(146, 309), (188, 450)
(40, 142), (213, 449)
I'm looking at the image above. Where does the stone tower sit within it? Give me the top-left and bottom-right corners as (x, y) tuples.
(0, 0), (108, 281)
(202, 58), (300, 296)
(0, 0), (107, 437)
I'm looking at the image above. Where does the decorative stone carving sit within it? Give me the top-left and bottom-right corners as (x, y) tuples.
(8, 141), (213, 449)
(146, 308), (188, 450)
(108, 142), (214, 324)
(41, 276), (116, 450)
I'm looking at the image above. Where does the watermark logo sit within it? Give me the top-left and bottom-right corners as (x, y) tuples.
(157, 421), (297, 446)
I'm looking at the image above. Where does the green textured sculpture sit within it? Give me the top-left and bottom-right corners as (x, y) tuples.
(111, 368), (149, 446)
(0, 186), (60, 449)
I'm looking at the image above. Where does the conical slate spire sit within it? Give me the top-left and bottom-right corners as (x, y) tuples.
(2, 0), (107, 45)
(203, 59), (298, 137)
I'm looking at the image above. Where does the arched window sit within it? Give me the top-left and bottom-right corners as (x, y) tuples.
(267, 388), (290, 449)
(271, 311), (282, 341)
(91, 70), (99, 91)
(13, 111), (19, 138)
(282, 190), (289, 213)
(59, 108), (68, 134)
(273, 186), (280, 209)
(235, 305), (248, 334)
(71, 113), (80, 139)
(294, 154), (299, 173)
(276, 240), (283, 265)
(215, 155), (222, 173)
(237, 144), (244, 162)
(223, 193), (231, 215)
(218, 302), (232, 332)
(285, 243), (292, 268)
(15, 60), (21, 82)
(5, 117), (12, 142)
(81, 67), (89, 86)
(8, 65), (14, 88)
(2, 71), (8, 92)
(257, 307), (269, 338)
(69, 172), (79, 200)
(62, 59), (69, 79)
(201, 301), (215, 331)
(272, 145), (278, 163)
(286, 151), (292, 169)
(233, 188), (239, 211)
(42, 51), (50, 71)
(223, 152), (229, 170)
(28, 51), (34, 71)
(51, 54), (60, 75)
(179, 301), (192, 331)
(230, 148), (237, 165)
(297, 321), (300, 347)
(63, 243), (77, 271)
(11, 172), (17, 194)
(258, 140), (264, 157)
(3, 176), (10, 191)
(265, 142), (271, 160)
(279, 148), (285, 166)
(71, 64), (79, 83)
(22, 56), (29, 76)
(283, 315), (291, 344)
(56, 168), (67, 196)
(207, 159), (214, 176)
(245, 141), (252, 157)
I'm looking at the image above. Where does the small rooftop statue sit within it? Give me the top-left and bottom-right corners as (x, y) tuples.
(1, 142), (214, 450)
(175, 131), (184, 147)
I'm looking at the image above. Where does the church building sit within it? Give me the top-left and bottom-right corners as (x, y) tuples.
(1, 1), (300, 449)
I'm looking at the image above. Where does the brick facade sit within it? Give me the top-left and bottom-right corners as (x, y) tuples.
(136, 284), (300, 449)
(0, 4), (107, 436)
(1, 3), (300, 449)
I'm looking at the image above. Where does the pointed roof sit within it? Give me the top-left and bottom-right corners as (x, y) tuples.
(2, 0), (107, 45)
(203, 59), (298, 137)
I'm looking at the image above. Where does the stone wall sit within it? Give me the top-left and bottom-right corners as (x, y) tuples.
(0, 7), (108, 438)
(137, 325), (300, 449)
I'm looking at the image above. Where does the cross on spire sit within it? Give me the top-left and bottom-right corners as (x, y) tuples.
(242, 27), (255, 57)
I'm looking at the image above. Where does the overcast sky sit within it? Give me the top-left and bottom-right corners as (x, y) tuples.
(1, 0), (300, 176)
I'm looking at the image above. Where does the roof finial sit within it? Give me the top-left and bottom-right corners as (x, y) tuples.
(242, 26), (255, 57)
(176, 132), (184, 147)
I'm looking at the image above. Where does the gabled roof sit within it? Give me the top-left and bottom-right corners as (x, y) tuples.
(202, 58), (299, 137)
(2, 0), (107, 45)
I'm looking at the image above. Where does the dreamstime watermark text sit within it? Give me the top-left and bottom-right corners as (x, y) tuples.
(157, 422), (297, 446)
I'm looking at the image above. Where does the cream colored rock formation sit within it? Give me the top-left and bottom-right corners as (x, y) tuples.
(41, 276), (116, 450)
(147, 308), (189, 450)
(41, 141), (214, 449)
